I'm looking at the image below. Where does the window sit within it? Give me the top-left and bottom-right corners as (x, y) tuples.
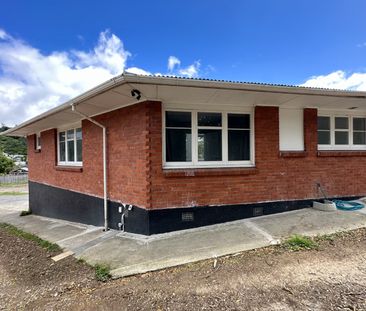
(228, 114), (250, 160)
(318, 116), (330, 145)
(318, 114), (366, 150)
(334, 117), (349, 145)
(198, 112), (222, 161)
(165, 111), (192, 162)
(35, 133), (41, 150)
(353, 118), (366, 145)
(164, 110), (253, 168)
(58, 127), (82, 165)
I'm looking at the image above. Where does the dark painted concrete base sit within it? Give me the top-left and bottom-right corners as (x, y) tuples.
(29, 181), (362, 235)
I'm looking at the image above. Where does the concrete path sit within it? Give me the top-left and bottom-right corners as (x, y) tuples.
(1, 194), (366, 278)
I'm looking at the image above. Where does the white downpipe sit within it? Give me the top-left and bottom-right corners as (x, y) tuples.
(71, 104), (109, 231)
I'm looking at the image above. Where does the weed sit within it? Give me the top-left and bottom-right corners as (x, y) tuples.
(283, 235), (318, 251)
(20, 210), (32, 216)
(94, 264), (111, 282)
(0, 223), (61, 252)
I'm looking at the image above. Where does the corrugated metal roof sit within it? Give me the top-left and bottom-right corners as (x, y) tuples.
(124, 72), (360, 93)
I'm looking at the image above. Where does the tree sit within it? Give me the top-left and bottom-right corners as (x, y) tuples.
(0, 125), (27, 156)
(0, 153), (14, 174)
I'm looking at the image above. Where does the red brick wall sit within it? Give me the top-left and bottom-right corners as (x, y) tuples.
(149, 104), (366, 209)
(28, 101), (366, 211)
(28, 102), (155, 208)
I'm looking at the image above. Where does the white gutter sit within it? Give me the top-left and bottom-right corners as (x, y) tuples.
(71, 104), (108, 231)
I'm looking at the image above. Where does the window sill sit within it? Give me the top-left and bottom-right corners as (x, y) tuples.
(163, 167), (257, 178)
(34, 149), (41, 153)
(317, 151), (366, 157)
(55, 166), (83, 172)
(279, 151), (307, 158)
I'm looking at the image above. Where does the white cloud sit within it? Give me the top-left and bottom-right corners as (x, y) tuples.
(0, 29), (146, 126)
(301, 70), (366, 91)
(125, 67), (151, 75)
(167, 55), (201, 78)
(0, 29), (204, 126)
(179, 60), (201, 78)
(168, 56), (181, 71)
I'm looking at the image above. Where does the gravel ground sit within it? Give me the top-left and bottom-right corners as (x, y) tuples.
(0, 226), (366, 310)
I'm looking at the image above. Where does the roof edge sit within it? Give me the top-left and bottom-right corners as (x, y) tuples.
(4, 72), (366, 137)
(2, 73), (127, 136)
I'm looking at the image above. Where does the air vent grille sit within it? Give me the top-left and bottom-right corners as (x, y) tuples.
(253, 206), (263, 217)
(182, 212), (194, 222)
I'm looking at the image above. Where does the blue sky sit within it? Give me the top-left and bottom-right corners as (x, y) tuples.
(1, 0), (366, 125)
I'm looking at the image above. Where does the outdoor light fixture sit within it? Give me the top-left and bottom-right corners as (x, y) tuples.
(131, 89), (141, 100)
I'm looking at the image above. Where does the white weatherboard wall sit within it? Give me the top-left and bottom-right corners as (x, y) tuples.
(279, 108), (304, 151)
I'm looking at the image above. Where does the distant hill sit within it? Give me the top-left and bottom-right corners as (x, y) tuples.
(0, 126), (27, 155)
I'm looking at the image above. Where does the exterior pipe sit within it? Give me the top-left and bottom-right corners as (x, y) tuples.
(71, 104), (109, 231)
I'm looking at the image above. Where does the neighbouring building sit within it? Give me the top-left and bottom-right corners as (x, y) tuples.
(3, 73), (366, 235)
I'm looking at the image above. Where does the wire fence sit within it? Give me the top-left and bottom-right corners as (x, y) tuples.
(0, 173), (28, 185)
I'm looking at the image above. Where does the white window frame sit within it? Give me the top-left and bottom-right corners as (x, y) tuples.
(35, 133), (41, 150)
(57, 126), (83, 166)
(318, 112), (366, 150)
(163, 106), (255, 169)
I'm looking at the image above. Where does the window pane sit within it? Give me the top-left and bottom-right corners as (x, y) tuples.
(67, 129), (75, 140)
(36, 135), (41, 148)
(318, 117), (330, 130)
(166, 111), (191, 128)
(77, 140), (82, 162)
(67, 140), (75, 161)
(353, 132), (366, 145)
(76, 128), (82, 140)
(335, 117), (348, 129)
(318, 131), (330, 145)
(228, 130), (250, 161)
(166, 129), (192, 162)
(228, 114), (250, 129)
(59, 132), (65, 142)
(198, 129), (222, 161)
(353, 118), (366, 131)
(59, 142), (66, 161)
(198, 112), (222, 127)
(335, 131), (349, 145)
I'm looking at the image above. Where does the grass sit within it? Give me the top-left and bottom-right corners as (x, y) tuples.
(0, 223), (61, 252)
(283, 235), (319, 251)
(0, 182), (28, 187)
(94, 263), (111, 282)
(19, 210), (32, 216)
(0, 191), (28, 196)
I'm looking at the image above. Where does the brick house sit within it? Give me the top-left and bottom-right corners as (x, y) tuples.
(4, 73), (366, 235)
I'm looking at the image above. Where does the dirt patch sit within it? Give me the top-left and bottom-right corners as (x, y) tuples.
(0, 227), (97, 310)
(1, 227), (366, 310)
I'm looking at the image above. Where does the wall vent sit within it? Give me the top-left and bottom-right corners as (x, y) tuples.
(182, 212), (194, 222)
(253, 206), (263, 217)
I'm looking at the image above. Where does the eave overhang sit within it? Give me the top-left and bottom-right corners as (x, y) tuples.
(3, 73), (366, 137)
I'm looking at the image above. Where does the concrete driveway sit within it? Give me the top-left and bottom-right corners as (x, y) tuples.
(1, 194), (366, 278)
